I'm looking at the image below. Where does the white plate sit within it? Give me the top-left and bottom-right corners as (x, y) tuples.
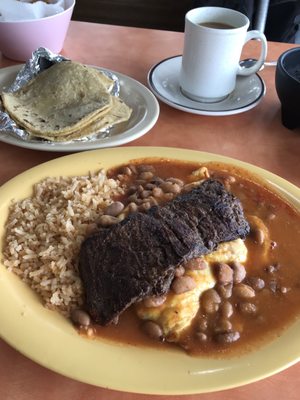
(148, 55), (266, 116)
(0, 65), (159, 152)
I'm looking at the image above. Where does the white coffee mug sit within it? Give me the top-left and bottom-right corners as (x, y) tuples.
(179, 7), (268, 103)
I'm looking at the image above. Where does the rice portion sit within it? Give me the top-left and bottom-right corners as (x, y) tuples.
(2, 169), (124, 316)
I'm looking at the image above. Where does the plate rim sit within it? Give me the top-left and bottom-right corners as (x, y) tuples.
(147, 55), (266, 116)
(0, 64), (160, 152)
(0, 146), (300, 395)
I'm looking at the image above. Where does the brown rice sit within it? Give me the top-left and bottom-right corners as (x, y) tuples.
(2, 169), (124, 316)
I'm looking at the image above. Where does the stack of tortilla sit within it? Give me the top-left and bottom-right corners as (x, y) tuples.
(0, 61), (132, 142)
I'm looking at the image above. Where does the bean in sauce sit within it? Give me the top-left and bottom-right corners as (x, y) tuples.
(84, 159), (300, 357)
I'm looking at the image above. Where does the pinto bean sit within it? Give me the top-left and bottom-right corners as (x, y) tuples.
(128, 164), (137, 174)
(137, 165), (155, 173)
(152, 187), (164, 198)
(160, 181), (181, 194)
(85, 223), (98, 235)
(139, 171), (154, 180)
(171, 275), (197, 294)
(252, 227), (265, 245)
(104, 201), (124, 217)
(127, 202), (138, 213)
(128, 193), (139, 203)
(197, 317), (208, 332)
(139, 202), (151, 212)
(201, 289), (221, 314)
(98, 215), (119, 227)
(145, 183), (156, 190)
(223, 175), (236, 191)
(166, 177), (184, 187)
(225, 175), (236, 184)
(215, 331), (240, 344)
(215, 319), (232, 333)
(143, 295), (167, 308)
(231, 262), (246, 283)
(216, 283), (233, 299)
(142, 321), (163, 340)
(147, 196), (158, 206)
(233, 283), (256, 299)
(174, 265), (185, 277)
(71, 309), (91, 327)
(150, 176), (164, 185)
(196, 332), (208, 342)
(184, 258), (208, 270)
(239, 302), (257, 315)
(247, 276), (265, 291)
(137, 184), (144, 193)
(141, 190), (151, 199)
(215, 263), (233, 285)
(164, 193), (174, 201)
(220, 301), (233, 318)
(127, 185), (137, 195)
(120, 166), (132, 176)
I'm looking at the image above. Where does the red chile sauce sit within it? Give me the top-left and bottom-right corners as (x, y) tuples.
(81, 158), (300, 357)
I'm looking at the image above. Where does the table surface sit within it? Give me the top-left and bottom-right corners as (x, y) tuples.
(0, 20), (300, 400)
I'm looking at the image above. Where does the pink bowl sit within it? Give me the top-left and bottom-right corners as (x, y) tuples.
(0, 0), (75, 61)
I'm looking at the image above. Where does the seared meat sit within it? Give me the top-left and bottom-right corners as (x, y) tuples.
(79, 179), (250, 325)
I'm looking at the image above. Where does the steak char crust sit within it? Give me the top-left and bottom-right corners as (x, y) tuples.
(79, 179), (250, 325)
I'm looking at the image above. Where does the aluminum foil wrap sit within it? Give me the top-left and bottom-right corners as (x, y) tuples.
(0, 47), (120, 143)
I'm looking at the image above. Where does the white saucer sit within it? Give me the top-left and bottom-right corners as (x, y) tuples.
(148, 55), (266, 116)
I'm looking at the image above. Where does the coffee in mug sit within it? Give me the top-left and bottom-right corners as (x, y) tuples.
(179, 7), (268, 103)
(198, 21), (235, 29)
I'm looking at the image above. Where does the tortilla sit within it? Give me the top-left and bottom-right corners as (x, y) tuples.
(28, 97), (132, 142)
(1, 61), (115, 136)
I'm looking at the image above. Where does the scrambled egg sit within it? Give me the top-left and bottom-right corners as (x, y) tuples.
(204, 238), (247, 264)
(135, 238), (247, 342)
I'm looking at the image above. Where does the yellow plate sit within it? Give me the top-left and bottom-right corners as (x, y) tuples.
(0, 147), (300, 395)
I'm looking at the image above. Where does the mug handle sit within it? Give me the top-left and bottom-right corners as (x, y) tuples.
(237, 30), (268, 76)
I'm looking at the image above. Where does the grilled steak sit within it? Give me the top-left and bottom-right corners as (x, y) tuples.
(79, 179), (250, 325)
